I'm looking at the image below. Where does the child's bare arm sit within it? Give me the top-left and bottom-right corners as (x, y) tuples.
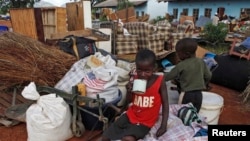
(156, 76), (169, 138)
(204, 62), (212, 84)
(119, 81), (133, 113)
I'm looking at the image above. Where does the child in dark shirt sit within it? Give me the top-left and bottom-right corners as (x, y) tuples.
(165, 38), (212, 112)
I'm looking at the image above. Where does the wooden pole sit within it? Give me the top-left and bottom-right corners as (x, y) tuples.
(126, 0), (128, 22)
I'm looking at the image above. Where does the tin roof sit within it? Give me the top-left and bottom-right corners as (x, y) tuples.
(93, 0), (147, 8)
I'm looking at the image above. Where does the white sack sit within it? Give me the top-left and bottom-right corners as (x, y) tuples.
(21, 82), (40, 100)
(87, 87), (119, 103)
(22, 82), (73, 141)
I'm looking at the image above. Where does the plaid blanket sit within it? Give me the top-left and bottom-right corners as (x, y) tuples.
(116, 22), (168, 55)
(140, 104), (208, 141)
(171, 33), (193, 48)
(54, 59), (92, 93)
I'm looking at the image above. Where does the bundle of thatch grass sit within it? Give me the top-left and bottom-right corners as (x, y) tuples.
(0, 32), (76, 91)
(241, 80), (250, 106)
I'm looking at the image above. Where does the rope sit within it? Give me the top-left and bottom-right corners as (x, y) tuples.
(71, 37), (80, 60)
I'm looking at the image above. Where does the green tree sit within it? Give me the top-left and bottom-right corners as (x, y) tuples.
(201, 23), (228, 45)
(117, 0), (133, 10)
(0, 0), (40, 14)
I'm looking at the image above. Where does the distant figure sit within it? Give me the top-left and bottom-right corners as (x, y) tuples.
(223, 14), (228, 20)
(212, 13), (219, 26)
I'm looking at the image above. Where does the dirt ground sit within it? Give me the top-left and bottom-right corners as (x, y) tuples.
(0, 83), (249, 141)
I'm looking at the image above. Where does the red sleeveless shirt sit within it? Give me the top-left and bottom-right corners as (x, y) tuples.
(126, 75), (163, 127)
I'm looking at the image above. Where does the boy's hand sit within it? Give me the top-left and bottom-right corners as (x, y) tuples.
(125, 81), (133, 93)
(156, 126), (167, 138)
(121, 81), (133, 112)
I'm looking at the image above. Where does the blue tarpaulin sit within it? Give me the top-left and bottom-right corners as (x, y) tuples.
(195, 16), (212, 27)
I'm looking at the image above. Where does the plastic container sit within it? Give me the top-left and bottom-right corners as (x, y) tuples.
(204, 52), (216, 58)
(164, 65), (175, 73)
(161, 59), (173, 68)
(0, 25), (8, 31)
(199, 92), (224, 125)
(132, 79), (147, 94)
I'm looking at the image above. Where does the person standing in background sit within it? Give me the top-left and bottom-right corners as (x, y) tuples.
(212, 13), (220, 26)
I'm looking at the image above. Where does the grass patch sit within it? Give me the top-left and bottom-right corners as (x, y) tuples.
(198, 42), (231, 55)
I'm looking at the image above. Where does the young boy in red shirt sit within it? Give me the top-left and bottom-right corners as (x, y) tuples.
(102, 49), (169, 141)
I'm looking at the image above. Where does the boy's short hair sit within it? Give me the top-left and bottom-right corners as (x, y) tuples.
(135, 49), (156, 65)
(175, 38), (197, 55)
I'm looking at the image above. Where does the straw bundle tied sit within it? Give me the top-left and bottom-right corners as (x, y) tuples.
(241, 80), (250, 106)
(0, 32), (76, 90)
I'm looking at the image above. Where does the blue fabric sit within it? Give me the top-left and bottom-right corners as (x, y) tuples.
(0, 25), (8, 31)
(203, 57), (218, 71)
(241, 37), (250, 49)
(195, 16), (212, 27)
(204, 52), (216, 58)
(194, 128), (208, 137)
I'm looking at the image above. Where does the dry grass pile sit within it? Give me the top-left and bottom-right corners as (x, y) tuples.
(241, 81), (250, 106)
(0, 32), (76, 91)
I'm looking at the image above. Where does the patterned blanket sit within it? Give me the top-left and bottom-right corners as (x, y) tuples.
(140, 104), (208, 141)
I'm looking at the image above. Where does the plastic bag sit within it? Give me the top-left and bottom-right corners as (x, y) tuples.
(58, 35), (97, 60)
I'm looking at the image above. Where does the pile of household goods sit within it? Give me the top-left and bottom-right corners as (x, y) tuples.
(0, 31), (133, 140)
(233, 19), (250, 35)
(0, 31), (212, 141)
(54, 51), (132, 107)
(54, 51), (210, 141)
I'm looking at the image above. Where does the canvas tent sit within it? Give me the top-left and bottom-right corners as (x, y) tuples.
(93, 0), (147, 8)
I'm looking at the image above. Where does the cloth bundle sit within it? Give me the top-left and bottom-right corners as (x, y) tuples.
(55, 52), (132, 104)
(55, 52), (116, 93)
(81, 66), (119, 103)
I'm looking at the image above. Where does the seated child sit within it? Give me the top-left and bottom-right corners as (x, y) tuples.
(101, 49), (169, 141)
